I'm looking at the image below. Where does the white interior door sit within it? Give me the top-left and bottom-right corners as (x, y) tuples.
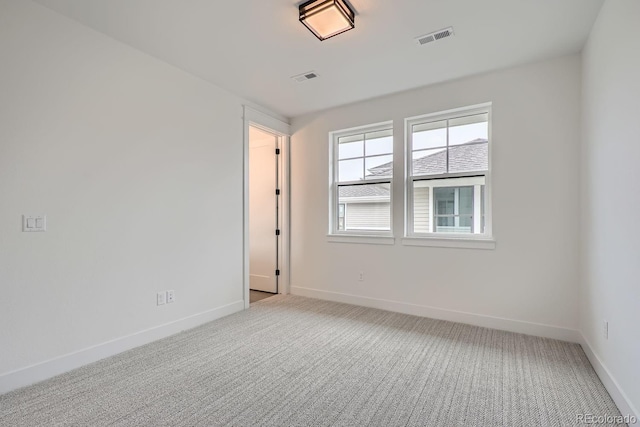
(249, 126), (278, 293)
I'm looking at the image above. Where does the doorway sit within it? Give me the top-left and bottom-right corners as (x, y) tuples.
(243, 107), (290, 309)
(248, 126), (279, 303)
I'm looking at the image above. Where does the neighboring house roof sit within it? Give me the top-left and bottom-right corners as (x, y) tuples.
(339, 183), (390, 199)
(412, 139), (488, 175)
(367, 139), (488, 178)
(340, 139), (487, 200)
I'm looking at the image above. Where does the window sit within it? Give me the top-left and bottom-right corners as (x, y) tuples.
(330, 122), (393, 234)
(407, 104), (491, 237)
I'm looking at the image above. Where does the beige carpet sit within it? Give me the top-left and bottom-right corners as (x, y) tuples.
(0, 295), (622, 426)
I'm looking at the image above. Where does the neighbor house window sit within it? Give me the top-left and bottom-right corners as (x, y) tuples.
(330, 122), (393, 234)
(406, 104), (491, 236)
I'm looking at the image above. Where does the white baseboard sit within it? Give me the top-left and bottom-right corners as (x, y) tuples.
(0, 300), (244, 394)
(579, 333), (638, 420)
(291, 286), (580, 342)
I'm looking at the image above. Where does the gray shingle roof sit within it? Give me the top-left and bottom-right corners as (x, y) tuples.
(340, 140), (487, 199)
(339, 184), (390, 198)
(367, 139), (488, 178)
(413, 139), (487, 175)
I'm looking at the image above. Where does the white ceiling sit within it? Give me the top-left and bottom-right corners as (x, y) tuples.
(34, 0), (603, 119)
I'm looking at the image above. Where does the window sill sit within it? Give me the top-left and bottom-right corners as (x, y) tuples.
(402, 236), (496, 250)
(327, 234), (396, 245)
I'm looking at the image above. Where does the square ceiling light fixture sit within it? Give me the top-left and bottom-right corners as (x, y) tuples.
(299, 0), (355, 41)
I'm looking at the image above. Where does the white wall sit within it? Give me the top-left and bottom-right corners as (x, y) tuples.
(290, 55), (582, 339)
(0, 0), (249, 390)
(581, 0), (640, 415)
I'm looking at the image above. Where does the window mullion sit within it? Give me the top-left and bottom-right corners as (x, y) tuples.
(335, 182), (340, 232)
(335, 134), (343, 233)
(454, 188), (460, 228)
(362, 133), (367, 179)
(446, 119), (450, 174)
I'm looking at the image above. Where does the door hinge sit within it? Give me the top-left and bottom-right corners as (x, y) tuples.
(275, 148), (280, 155)
(275, 189), (280, 195)
(275, 269), (280, 276)
(275, 229), (280, 236)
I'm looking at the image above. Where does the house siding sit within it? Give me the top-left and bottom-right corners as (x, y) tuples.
(345, 202), (390, 230)
(413, 187), (430, 233)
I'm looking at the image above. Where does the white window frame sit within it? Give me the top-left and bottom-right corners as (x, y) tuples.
(404, 103), (495, 249)
(328, 121), (394, 240)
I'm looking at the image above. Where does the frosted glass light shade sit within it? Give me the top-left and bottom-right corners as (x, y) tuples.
(299, 0), (355, 41)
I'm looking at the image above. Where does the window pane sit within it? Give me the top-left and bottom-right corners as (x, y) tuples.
(434, 187), (455, 215)
(338, 183), (391, 231)
(436, 216), (455, 227)
(448, 141), (488, 174)
(412, 120), (447, 150)
(459, 215), (473, 228)
(365, 155), (393, 179)
(338, 158), (363, 182)
(449, 114), (488, 146)
(459, 186), (473, 215)
(365, 133), (393, 156)
(412, 148), (446, 176)
(339, 140), (363, 159)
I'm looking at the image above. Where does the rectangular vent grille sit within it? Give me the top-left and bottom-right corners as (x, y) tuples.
(434, 29), (451, 40)
(415, 27), (454, 46)
(291, 71), (319, 82)
(418, 35), (435, 45)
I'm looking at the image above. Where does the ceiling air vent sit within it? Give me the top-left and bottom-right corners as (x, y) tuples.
(415, 27), (454, 46)
(291, 71), (319, 83)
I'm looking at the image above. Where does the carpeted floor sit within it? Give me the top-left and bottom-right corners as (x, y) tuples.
(0, 295), (622, 426)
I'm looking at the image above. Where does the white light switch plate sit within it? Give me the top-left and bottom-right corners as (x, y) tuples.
(23, 215), (46, 232)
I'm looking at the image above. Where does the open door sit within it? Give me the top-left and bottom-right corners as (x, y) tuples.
(249, 126), (279, 294)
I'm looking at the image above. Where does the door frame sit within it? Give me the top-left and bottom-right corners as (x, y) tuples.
(243, 106), (291, 309)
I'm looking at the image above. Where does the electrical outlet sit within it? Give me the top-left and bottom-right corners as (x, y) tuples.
(603, 320), (609, 339)
(166, 290), (175, 303)
(22, 215), (47, 232)
(358, 272), (364, 282)
(157, 292), (166, 306)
